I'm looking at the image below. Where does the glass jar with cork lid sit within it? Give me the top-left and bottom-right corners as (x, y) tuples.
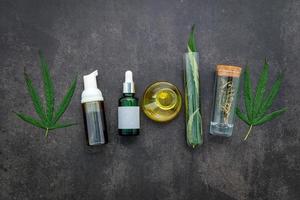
(210, 65), (242, 137)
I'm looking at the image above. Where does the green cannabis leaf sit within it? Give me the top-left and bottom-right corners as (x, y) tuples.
(15, 50), (77, 136)
(236, 59), (287, 140)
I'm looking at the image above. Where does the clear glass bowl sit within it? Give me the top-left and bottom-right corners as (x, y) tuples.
(142, 81), (182, 122)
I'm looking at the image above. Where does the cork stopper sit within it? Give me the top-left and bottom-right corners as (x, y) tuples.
(216, 65), (242, 77)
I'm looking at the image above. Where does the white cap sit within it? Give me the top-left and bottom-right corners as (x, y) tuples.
(81, 70), (103, 103)
(123, 70), (135, 93)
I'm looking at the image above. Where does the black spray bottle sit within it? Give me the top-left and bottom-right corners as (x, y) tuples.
(81, 70), (108, 145)
(118, 70), (140, 136)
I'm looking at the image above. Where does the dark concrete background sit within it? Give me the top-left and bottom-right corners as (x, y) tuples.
(1, 0), (299, 199)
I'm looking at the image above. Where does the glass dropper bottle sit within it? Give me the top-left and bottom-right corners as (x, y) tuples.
(118, 70), (140, 136)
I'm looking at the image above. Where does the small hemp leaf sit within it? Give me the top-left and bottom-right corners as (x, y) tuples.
(15, 50), (77, 136)
(235, 59), (287, 141)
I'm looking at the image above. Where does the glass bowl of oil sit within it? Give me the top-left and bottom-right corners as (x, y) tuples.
(142, 81), (182, 122)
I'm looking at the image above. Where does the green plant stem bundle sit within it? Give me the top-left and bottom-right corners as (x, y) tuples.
(184, 25), (203, 148)
(236, 60), (286, 140)
(15, 50), (77, 136)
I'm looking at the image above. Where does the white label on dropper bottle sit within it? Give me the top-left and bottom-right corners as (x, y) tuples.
(118, 106), (140, 129)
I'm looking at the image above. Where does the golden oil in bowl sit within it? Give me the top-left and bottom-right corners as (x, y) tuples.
(142, 81), (182, 122)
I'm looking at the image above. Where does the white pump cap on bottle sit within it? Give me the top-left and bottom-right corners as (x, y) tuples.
(81, 70), (104, 103)
(123, 70), (135, 93)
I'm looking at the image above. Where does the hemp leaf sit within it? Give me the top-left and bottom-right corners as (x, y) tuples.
(236, 59), (287, 140)
(15, 50), (77, 136)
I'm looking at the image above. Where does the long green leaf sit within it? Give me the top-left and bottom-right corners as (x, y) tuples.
(235, 108), (249, 125)
(53, 77), (77, 124)
(187, 24), (197, 52)
(49, 122), (77, 130)
(253, 108), (287, 125)
(187, 53), (199, 92)
(24, 72), (47, 122)
(39, 50), (55, 122)
(185, 53), (202, 147)
(15, 112), (46, 129)
(243, 66), (253, 122)
(184, 25), (202, 148)
(256, 73), (283, 119)
(253, 60), (269, 118)
(186, 109), (201, 148)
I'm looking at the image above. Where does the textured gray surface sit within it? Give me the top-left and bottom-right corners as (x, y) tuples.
(1, 0), (299, 199)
